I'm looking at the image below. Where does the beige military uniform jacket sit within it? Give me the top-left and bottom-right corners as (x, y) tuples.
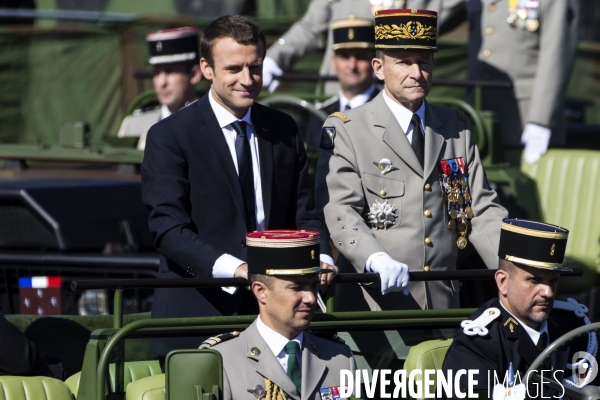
(465, 0), (580, 146)
(315, 93), (508, 310)
(116, 108), (161, 150)
(266, 0), (461, 94)
(213, 320), (356, 400)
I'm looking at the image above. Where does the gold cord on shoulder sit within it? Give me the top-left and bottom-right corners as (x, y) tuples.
(264, 378), (287, 400)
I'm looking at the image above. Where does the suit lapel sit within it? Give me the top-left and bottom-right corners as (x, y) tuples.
(301, 335), (326, 400)
(373, 93), (424, 177)
(251, 105), (273, 229)
(196, 94), (247, 222)
(423, 102), (445, 179)
(245, 323), (300, 399)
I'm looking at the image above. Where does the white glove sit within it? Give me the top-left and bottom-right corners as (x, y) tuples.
(368, 253), (410, 295)
(262, 56), (282, 93)
(521, 123), (551, 164)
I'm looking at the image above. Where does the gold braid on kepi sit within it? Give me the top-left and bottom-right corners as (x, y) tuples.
(264, 378), (287, 400)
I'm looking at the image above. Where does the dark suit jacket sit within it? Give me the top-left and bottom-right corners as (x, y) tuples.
(141, 93), (327, 354)
(442, 298), (595, 398)
(0, 312), (52, 377)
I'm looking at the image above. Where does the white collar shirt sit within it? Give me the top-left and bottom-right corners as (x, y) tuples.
(500, 300), (549, 346)
(256, 315), (304, 372)
(338, 84), (377, 111)
(160, 104), (172, 120)
(208, 90), (266, 293)
(382, 90), (426, 145)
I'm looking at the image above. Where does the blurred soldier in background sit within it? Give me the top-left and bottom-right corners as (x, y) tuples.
(306, 17), (380, 149)
(262, 0), (462, 94)
(461, 0), (580, 163)
(117, 27), (201, 150)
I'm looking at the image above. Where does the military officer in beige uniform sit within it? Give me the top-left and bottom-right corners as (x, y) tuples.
(462, 0), (580, 163)
(263, 0), (463, 94)
(205, 230), (355, 400)
(117, 27), (201, 150)
(316, 9), (508, 313)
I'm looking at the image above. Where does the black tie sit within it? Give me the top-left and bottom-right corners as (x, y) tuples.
(536, 332), (548, 353)
(344, 104), (351, 111)
(411, 113), (425, 168)
(231, 120), (256, 232)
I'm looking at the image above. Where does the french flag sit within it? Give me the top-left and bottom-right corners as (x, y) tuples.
(18, 277), (62, 288)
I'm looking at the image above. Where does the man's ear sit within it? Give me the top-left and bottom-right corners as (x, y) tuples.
(190, 64), (202, 85)
(200, 58), (213, 80)
(252, 281), (268, 305)
(495, 269), (509, 297)
(372, 57), (384, 81)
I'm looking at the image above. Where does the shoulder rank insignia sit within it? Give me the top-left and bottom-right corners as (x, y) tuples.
(307, 330), (346, 344)
(329, 111), (351, 123)
(460, 307), (500, 336)
(198, 331), (240, 348)
(320, 127), (336, 149)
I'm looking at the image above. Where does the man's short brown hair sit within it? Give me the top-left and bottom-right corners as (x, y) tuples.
(200, 15), (266, 68)
(248, 272), (274, 289)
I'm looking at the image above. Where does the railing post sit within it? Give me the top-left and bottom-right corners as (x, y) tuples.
(113, 288), (123, 329)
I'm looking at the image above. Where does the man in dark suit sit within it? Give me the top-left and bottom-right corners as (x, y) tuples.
(141, 15), (335, 356)
(443, 219), (598, 398)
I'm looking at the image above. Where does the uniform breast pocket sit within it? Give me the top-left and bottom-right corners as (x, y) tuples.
(362, 173), (404, 229)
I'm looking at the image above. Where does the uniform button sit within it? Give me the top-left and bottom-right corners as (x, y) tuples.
(424, 237), (432, 245)
(483, 50), (491, 58)
(424, 209), (432, 218)
(489, 4), (496, 12)
(424, 265), (430, 272)
(485, 27), (493, 35)
(380, 189), (387, 196)
(424, 183), (431, 191)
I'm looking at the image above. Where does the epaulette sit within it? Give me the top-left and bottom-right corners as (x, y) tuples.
(329, 112), (351, 123)
(554, 298), (598, 358)
(307, 330), (346, 344)
(316, 95), (339, 110)
(132, 106), (160, 116)
(460, 307), (501, 337)
(198, 331), (240, 349)
(456, 110), (466, 122)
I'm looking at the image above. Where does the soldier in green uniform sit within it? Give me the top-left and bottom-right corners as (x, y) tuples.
(316, 9), (508, 312)
(202, 230), (355, 400)
(117, 27), (201, 150)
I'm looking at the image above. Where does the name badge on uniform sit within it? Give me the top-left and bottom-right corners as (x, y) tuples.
(320, 386), (347, 400)
(440, 157), (473, 249)
(320, 127), (336, 149)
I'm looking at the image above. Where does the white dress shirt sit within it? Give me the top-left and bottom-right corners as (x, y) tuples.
(209, 90), (266, 291)
(365, 91), (427, 271)
(500, 300), (549, 346)
(160, 104), (172, 120)
(338, 84), (377, 111)
(256, 315), (304, 372)
(208, 90), (333, 291)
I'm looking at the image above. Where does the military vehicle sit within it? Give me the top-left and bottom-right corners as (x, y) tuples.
(0, 2), (599, 399)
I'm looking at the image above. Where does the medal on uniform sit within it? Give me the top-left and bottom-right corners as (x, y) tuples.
(373, 158), (399, 175)
(440, 158), (473, 249)
(367, 198), (397, 230)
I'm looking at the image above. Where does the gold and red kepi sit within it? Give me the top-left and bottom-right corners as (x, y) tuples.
(246, 230), (327, 276)
(146, 27), (199, 65)
(498, 219), (569, 270)
(374, 9), (438, 50)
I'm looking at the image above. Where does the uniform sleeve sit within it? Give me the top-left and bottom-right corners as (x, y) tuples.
(527, 0), (579, 128)
(463, 117), (508, 269)
(315, 117), (387, 272)
(266, 0), (331, 71)
(141, 122), (227, 277)
(0, 313), (52, 377)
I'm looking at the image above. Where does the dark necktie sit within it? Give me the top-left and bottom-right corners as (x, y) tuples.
(411, 113), (425, 168)
(231, 120), (256, 232)
(285, 341), (302, 394)
(536, 332), (548, 353)
(344, 103), (351, 111)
